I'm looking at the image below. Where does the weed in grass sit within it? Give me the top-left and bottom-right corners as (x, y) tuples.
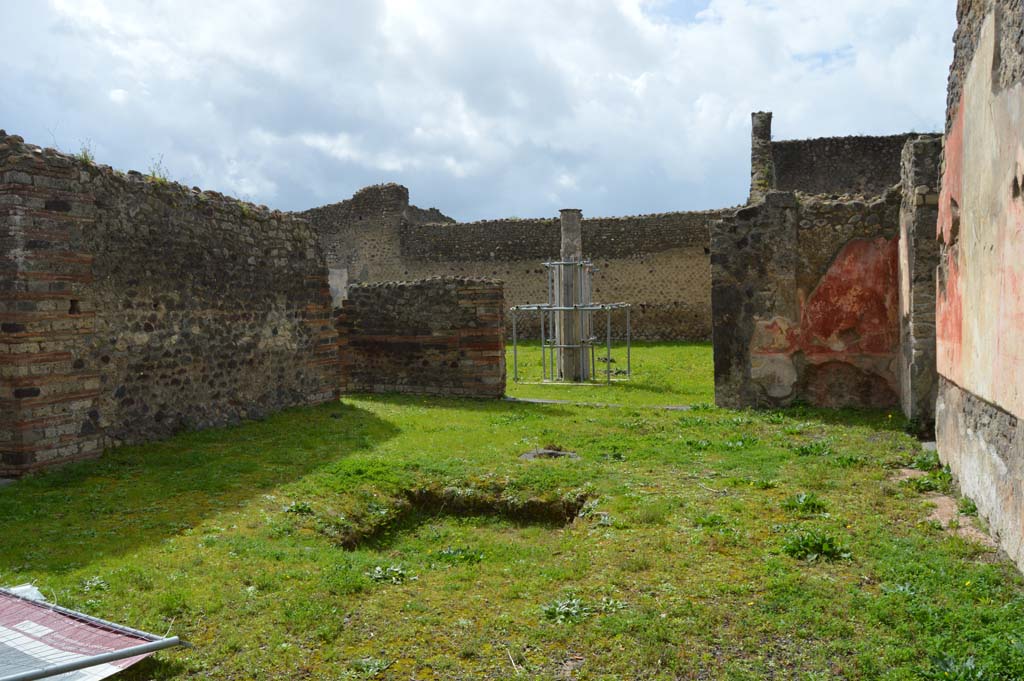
(921, 655), (983, 680)
(880, 582), (917, 596)
(436, 546), (484, 564)
(708, 526), (746, 548)
(678, 415), (709, 427)
(595, 597), (628, 614)
(365, 565), (415, 584)
(782, 422), (814, 435)
(782, 530), (851, 562)
(907, 469), (954, 494)
(350, 657), (392, 676)
(283, 500), (314, 516)
(81, 576), (109, 593)
(911, 450), (941, 471)
(541, 595), (627, 624)
(686, 439), (711, 450)
(792, 440), (833, 457)
(693, 512), (727, 528)
(753, 478), (781, 489)
(834, 454), (865, 467)
(578, 498), (601, 517)
(542, 596), (591, 624)
(781, 493), (828, 515)
(723, 437), (758, 450)
(959, 497), (979, 516)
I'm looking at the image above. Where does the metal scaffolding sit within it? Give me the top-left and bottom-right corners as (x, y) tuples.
(510, 258), (631, 384)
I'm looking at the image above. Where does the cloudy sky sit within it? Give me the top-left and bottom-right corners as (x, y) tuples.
(1, 1), (955, 220)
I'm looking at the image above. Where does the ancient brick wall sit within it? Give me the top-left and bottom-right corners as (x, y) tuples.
(935, 2), (1024, 571)
(336, 278), (504, 398)
(771, 134), (917, 197)
(0, 131), (340, 475)
(711, 189), (903, 409)
(304, 194), (723, 341)
(897, 135), (942, 430)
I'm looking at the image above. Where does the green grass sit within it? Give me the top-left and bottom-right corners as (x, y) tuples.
(507, 340), (714, 407)
(1, 343), (1022, 679)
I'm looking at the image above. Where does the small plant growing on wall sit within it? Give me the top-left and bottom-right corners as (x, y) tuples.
(148, 154), (170, 184)
(76, 140), (95, 165)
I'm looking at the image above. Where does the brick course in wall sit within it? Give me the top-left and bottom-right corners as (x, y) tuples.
(0, 131), (340, 475)
(336, 277), (505, 398)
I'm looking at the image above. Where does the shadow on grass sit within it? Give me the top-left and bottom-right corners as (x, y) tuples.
(346, 392), (573, 418)
(769, 404), (909, 433)
(0, 401), (398, 575)
(117, 656), (190, 681)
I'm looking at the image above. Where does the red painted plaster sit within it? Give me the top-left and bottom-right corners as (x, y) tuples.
(936, 97), (964, 380)
(752, 236), (900, 362)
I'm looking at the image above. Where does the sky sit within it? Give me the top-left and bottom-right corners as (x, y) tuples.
(0, 0), (956, 221)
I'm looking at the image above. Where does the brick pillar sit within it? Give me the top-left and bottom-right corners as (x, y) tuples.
(0, 135), (102, 474)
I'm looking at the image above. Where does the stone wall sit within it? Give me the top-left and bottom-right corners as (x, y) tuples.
(936, 2), (1024, 571)
(304, 194), (723, 341)
(711, 188), (903, 408)
(771, 134), (917, 196)
(336, 277), (504, 398)
(897, 135), (942, 430)
(0, 131), (340, 475)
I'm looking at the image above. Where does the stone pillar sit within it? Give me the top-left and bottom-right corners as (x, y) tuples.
(557, 209), (586, 381)
(898, 135), (942, 433)
(559, 208), (582, 261)
(749, 111), (774, 203)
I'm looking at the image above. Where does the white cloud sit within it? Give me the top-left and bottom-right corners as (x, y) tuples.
(0, 0), (955, 220)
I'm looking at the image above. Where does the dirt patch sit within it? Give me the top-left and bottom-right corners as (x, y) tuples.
(888, 468), (997, 549)
(890, 467), (927, 481)
(924, 493), (998, 549)
(324, 484), (590, 549)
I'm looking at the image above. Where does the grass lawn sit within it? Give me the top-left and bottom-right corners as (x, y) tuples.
(2, 343), (1023, 679)
(507, 341), (714, 407)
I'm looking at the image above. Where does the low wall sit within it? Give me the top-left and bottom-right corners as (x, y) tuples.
(303, 188), (722, 341)
(711, 188), (902, 408)
(336, 277), (505, 398)
(0, 131), (340, 475)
